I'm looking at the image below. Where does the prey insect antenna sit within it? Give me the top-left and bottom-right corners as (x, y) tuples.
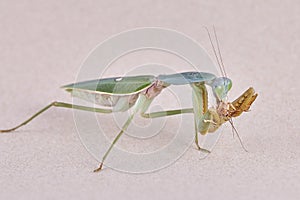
(229, 119), (248, 152)
(213, 26), (227, 78)
(204, 26), (224, 77)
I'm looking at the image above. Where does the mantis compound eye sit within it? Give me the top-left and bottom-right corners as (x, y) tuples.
(211, 77), (232, 101)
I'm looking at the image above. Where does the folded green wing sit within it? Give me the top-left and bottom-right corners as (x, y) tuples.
(62, 75), (156, 111)
(63, 75), (155, 95)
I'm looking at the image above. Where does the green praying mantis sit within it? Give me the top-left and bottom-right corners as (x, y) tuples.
(0, 28), (258, 172)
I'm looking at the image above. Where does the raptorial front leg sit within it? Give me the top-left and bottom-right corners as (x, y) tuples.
(194, 119), (200, 149)
(194, 118), (211, 153)
(198, 109), (220, 134)
(190, 82), (211, 153)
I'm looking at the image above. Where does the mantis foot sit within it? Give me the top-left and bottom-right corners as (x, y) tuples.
(0, 127), (18, 133)
(195, 144), (211, 153)
(93, 163), (103, 173)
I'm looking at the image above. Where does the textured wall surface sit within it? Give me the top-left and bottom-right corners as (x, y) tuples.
(0, 0), (299, 200)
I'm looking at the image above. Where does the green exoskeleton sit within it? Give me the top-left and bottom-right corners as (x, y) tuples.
(0, 72), (257, 172)
(0, 28), (258, 172)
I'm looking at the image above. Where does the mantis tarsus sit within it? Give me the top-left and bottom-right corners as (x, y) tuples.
(0, 28), (258, 172)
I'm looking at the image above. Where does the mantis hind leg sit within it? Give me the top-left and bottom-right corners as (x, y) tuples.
(0, 101), (113, 133)
(93, 112), (135, 172)
(93, 94), (153, 172)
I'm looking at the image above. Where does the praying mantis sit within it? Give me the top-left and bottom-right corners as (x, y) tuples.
(0, 28), (258, 172)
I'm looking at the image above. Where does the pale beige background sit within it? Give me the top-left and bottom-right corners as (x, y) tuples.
(0, 0), (299, 200)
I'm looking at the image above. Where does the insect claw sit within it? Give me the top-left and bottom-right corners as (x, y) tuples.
(199, 147), (211, 154)
(195, 142), (211, 153)
(93, 163), (103, 173)
(0, 127), (17, 133)
(203, 119), (217, 125)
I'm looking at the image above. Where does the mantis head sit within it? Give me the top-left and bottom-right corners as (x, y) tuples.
(211, 77), (232, 101)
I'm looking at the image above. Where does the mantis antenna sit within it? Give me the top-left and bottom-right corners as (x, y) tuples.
(204, 26), (225, 77)
(205, 26), (248, 152)
(213, 26), (227, 78)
